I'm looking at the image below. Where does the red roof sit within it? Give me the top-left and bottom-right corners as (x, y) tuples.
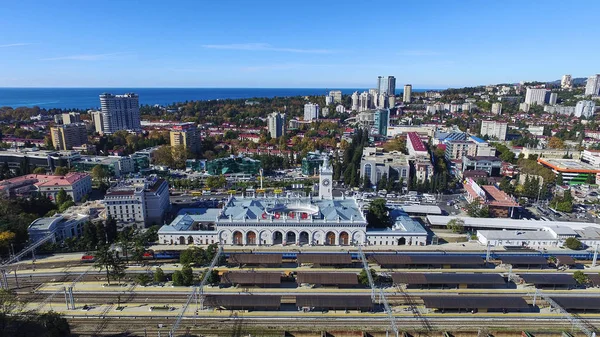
(407, 132), (427, 152)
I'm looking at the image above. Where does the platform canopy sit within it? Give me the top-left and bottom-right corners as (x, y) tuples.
(297, 253), (352, 265)
(227, 253), (282, 265)
(371, 254), (484, 266)
(422, 296), (529, 309)
(297, 272), (358, 285)
(518, 273), (577, 286)
(498, 255), (548, 265)
(392, 273), (505, 285)
(220, 272), (281, 285)
(296, 295), (372, 310)
(551, 297), (600, 310)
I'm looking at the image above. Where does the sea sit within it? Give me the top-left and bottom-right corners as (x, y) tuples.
(0, 88), (436, 110)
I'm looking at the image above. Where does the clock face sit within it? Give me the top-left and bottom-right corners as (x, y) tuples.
(323, 179), (330, 186)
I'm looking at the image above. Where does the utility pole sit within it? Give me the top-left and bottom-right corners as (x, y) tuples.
(593, 244), (598, 268)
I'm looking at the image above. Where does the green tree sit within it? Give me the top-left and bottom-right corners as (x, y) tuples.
(366, 198), (390, 228)
(181, 265), (194, 286)
(93, 245), (126, 285)
(135, 273), (151, 286)
(53, 166), (69, 176)
(32, 167), (46, 174)
(154, 267), (166, 283)
(172, 270), (184, 286)
(556, 173), (564, 186)
(572, 270), (588, 285)
(203, 270), (220, 286)
(362, 174), (372, 191)
(446, 218), (465, 233)
(55, 189), (68, 206)
(105, 217), (118, 243)
(91, 164), (108, 183)
(205, 175), (227, 190)
(378, 173), (389, 191)
(358, 268), (378, 286)
(564, 237), (582, 250)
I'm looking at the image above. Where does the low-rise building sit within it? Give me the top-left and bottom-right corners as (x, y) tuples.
(581, 150), (600, 168)
(462, 156), (502, 176)
(360, 147), (409, 186)
(206, 156), (261, 176)
(0, 172), (91, 202)
(521, 148), (581, 160)
(301, 152), (329, 176)
(103, 176), (170, 228)
(444, 140), (477, 160)
(537, 158), (600, 185)
(464, 178), (520, 218)
(407, 132), (429, 157)
(480, 120), (507, 140)
(0, 148), (81, 172)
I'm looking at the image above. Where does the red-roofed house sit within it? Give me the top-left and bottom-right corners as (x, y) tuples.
(464, 178), (520, 218)
(406, 132), (429, 157)
(0, 172), (92, 202)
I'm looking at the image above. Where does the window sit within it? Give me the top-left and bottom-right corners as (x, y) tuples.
(364, 164), (372, 180)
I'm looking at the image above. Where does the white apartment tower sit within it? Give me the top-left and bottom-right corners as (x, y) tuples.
(267, 112), (286, 138)
(403, 84), (412, 103)
(491, 102), (502, 115)
(480, 120), (507, 140)
(575, 101), (596, 118)
(585, 75), (600, 96)
(351, 92), (359, 111)
(329, 90), (342, 103)
(303, 103), (320, 121)
(524, 88), (549, 105)
(99, 93), (141, 134)
(561, 75), (573, 89)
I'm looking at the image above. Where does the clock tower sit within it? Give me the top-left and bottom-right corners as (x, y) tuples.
(319, 156), (333, 199)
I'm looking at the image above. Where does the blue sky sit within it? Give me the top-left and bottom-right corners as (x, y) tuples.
(1, 0), (599, 88)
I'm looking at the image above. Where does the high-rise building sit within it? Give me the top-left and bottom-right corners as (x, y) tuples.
(377, 76), (396, 96)
(303, 103), (320, 121)
(99, 93), (141, 134)
(480, 120), (507, 140)
(55, 112), (81, 125)
(524, 88), (549, 105)
(351, 92), (359, 111)
(170, 122), (201, 154)
(50, 123), (87, 150)
(585, 75), (600, 96)
(90, 110), (105, 134)
(267, 112), (286, 138)
(561, 75), (573, 89)
(491, 103), (502, 115)
(403, 84), (412, 103)
(373, 109), (389, 136)
(548, 92), (558, 105)
(575, 101), (596, 118)
(325, 95), (334, 106)
(359, 92), (372, 112)
(377, 92), (389, 109)
(329, 90), (342, 103)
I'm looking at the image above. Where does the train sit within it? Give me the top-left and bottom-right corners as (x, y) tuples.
(80, 250), (181, 262)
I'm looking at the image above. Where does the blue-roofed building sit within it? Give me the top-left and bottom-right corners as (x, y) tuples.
(469, 136), (486, 144)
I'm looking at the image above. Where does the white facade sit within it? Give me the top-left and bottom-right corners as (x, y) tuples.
(303, 103), (320, 121)
(104, 177), (170, 227)
(581, 150), (600, 168)
(524, 88), (548, 105)
(99, 93), (141, 133)
(561, 74), (573, 89)
(585, 74), (600, 96)
(575, 100), (596, 118)
(548, 92), (558, 105)
(318, 157), (333, 199)
(528, 125), (545, 136)
(360, 147), (409, 185)
(351, 91), (359, 111)
(480, 120), (507, 140)
(329, 90), (342, 103)
(519, 103), (530, 112)
(491, 103), (502, 115)
(403, 84), (412, 103)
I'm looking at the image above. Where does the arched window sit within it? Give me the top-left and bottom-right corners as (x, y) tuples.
(364, 164), (372, 181)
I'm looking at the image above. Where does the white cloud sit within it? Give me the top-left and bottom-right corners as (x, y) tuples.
(41, 52), (131, 61)
(0, 43), (32, 48)
(202, 43), (334, 54)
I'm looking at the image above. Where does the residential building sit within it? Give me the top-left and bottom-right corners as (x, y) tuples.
(373, 109), (389, 136)
(267, 112), (286, 138)
(377, 92), (389, 109)
(528, 126), (545, 136)
(325, 95), (334, 106)
(55, 112), (81, 125)
(50, 123), (87, 150)
(581, 150), (600, 168)
(358, 91), (372, 112)
(491, 103), (502, 115)
(206, 156), (261, 175)
(407, 132), (428, 157)
(91, 110), (106, 134)
(403, 84), (412, 103)
(561, 75), (573, 89)
(360, 147), (409, 185)
(414, 158), (434, 183)
(351, 91), (359, 111)
(464, 178), (520, 218)
(519, 103), (530, 112)
(73, 155), (142, 177)
(480, 120), (507, 140)
(0, 172), (91, 202)
(469, 136), (496, 157)
(524, 88), (549, 105)
(377, 76), (396, 96)
(585, 74), (600, 96)
(170, 122), (201, 155)
(544, 105), (576, 115)
(462, 156), (502, 176)
(104, 176), (170, 228)
(548, 92), (558, 105)
(303, 103), (320, 121)
(575, 100), (596, 118)
(98, 93), (141, 134)
(521, 148), (580, 160)
(445, 140), (477, 160)
(0, 148), (81, 172)
(335, 105), (345, 113)
(329, 90), (342, 103)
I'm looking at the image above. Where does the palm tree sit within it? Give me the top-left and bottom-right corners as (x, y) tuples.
(94, 245), (114, 285)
